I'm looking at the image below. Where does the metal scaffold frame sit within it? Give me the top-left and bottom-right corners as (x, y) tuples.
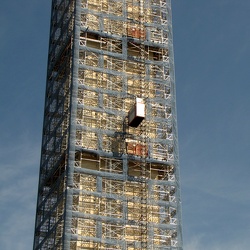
(33, 0), (183, 249)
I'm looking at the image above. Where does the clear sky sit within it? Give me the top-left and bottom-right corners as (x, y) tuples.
(1, 0), (250, 249)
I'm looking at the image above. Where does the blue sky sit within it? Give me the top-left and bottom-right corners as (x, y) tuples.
(1, 0), (250, 249)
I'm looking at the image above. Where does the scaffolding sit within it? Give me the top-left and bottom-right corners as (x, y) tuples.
(33, 0), (182, 249)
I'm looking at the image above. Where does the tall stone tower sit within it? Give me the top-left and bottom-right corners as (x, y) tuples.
(33, 0), (182, 249)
